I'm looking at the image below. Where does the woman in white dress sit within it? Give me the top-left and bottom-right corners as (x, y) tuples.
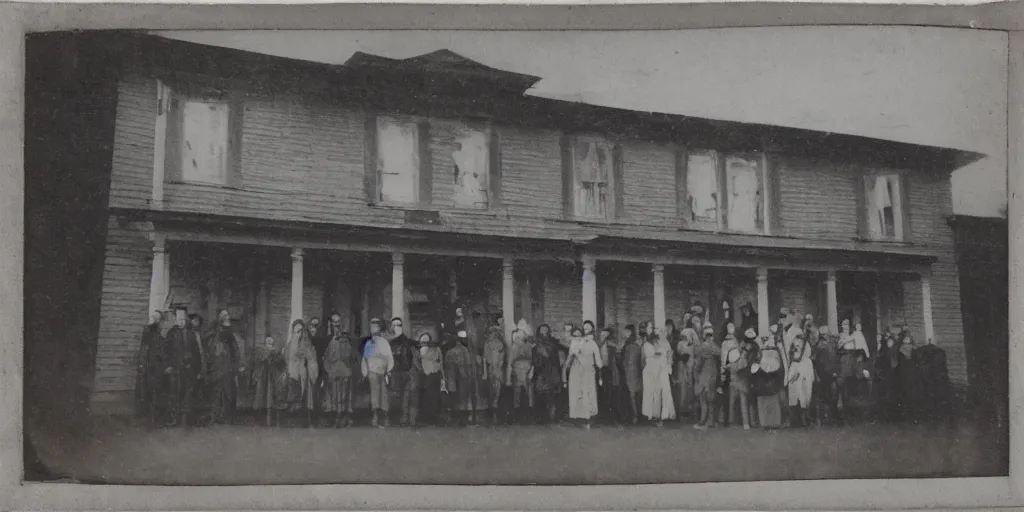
(562, 326), (602, 428)
(640, 320), (675, 427)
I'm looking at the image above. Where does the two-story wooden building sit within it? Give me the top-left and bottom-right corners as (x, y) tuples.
(89, 34), (982, 415)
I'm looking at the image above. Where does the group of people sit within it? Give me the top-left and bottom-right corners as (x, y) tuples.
(134, 299), (950, 430)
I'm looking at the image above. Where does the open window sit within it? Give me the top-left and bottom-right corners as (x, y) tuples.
(375, 116), (421, 205)
(565, 136), (619, 220)
(862, 172), (907, 241)
(164, 85), (242, 187)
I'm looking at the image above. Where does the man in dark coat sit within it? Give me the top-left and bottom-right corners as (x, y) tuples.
(167, 309), (205, 427)
(135, 310), (168, 427)
(913, 340), (951, 424)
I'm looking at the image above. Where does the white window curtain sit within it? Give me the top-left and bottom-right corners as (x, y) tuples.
(377, 117), (419, 204)
(181, 100), (230, 185)
(452, 128), (490, 209)
(726, 155), (761, 233)
(866, 174), (902, 240)
(574, 140), (612, 219)
(686, 153), (719, 226)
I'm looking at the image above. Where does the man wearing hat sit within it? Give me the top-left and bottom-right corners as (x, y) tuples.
(361, 317), (394, 428)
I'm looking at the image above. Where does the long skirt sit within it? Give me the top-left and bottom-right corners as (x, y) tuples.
(420, 372), (443, 422)
(675, 361), (695, 415)
(323, 377), (352, 414)
(642, 365), (675, 420)
(208, 373), (237, 424)
(757, 391), (783, 427)
(568, 363), (599, 419)
(286, 377), (314, 411)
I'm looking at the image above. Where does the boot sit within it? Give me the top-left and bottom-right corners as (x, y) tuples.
(382, 411), (390, 428)
(409, 407), (418, 428)
(371, 410), (379, 428)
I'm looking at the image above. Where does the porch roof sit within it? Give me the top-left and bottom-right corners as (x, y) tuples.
(118, 208), (936, 273)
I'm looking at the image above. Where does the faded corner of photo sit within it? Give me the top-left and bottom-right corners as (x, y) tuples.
(15, 11), (1011, 501)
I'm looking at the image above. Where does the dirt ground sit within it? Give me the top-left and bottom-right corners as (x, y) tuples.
(27, 412), (1007, 486)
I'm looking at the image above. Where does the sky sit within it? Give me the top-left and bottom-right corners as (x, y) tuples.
(159, 27), (1008, 217)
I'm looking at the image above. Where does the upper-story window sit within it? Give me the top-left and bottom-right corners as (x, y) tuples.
(451, 126), (491, 210)
(724, 154), (764, 233)
(563, 135), (621, 221)
(683, 149), (765, 233)
(685, 151), (720, 229)
(367, 115), (501, 210)
(376, 116), (422, 204)
(862, 172), (906, 241)
(164, 84), (242, 187)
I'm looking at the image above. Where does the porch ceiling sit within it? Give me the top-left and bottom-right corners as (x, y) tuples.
(118, 208), (936, 273)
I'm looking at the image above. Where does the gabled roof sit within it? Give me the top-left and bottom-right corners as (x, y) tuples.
(344, 49), (542, 94)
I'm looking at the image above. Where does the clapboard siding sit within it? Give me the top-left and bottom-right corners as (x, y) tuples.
(775, 155), (860, 239)
(497, 125), (564, 218)
(109, 75), (156, 209)
(620, 140), (678, 225)
(93, 217), (152, 397)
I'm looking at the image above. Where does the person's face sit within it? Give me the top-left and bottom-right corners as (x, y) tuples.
(190, 317), (200, 328)
(842, 322), (850, 334)
(219, 311), (230, 326)
(174, 311), (187, 328)
(265, 336), (275, 348)
(391, 320), (404, 336)
(563, 325), (573, 335)
(292, 323), (304, 335)
(583, 323), (594, 334)
(600, 330), (609, 341)
(726, 323), (735, 335)
(455, 308), (464, 318)
(331, 315), (342, 332)
(419, 334), (431, 346)
(539, 326), (550, 337)
(722, 301), (729, 310)
(150, 311), (162, 325)
(370, 322), (381, 335)
(855, 322), (862, 332)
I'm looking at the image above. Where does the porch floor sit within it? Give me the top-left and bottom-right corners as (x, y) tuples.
(29, 414), (1006, 486)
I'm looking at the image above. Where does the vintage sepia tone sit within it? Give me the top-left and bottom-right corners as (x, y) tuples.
(21, 24), (1008, 490)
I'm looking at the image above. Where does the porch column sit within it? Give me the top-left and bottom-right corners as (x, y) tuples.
(502, 257), (515, 344)
(921, 274), (935, 344)
(652, 264), (666, 332)
(391, 252), (405, 322)
(290, 248), (304, 324)
(581, 256), (598, 326)
(148, 234), (169, 315)
(826, 269), (839, 335)
(757, 268), (770, 337)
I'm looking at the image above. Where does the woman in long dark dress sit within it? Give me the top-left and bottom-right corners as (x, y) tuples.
(532, 324), (563, 424)
(135, 311), (167, 426)
(206, 309), (243, 425)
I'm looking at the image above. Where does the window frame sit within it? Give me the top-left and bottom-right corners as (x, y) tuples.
(373, 114), (425, 207)
(448, 122), (501, 212)
(162, 84), (243, 189)
(563, 133), (622, 222)
(678, 147), (771, 234)
(860, 168), (909, 242)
